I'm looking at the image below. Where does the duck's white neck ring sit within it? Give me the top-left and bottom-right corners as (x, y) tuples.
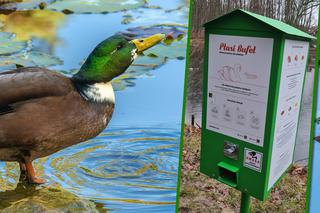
(77, 82), (115, 104)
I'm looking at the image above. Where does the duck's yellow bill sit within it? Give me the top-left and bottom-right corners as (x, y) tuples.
(131, 33), (165, 53)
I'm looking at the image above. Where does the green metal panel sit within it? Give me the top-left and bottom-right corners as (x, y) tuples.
(203, 10), (277, 33)
(200, 10), (313, 201)
(263, 35), (286, 197)
(240, 10), (315, 39)
(200, 29), (283, 200)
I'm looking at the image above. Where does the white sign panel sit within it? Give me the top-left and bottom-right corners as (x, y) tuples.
(244, 148), (263, 172)
(206, 34), (274, 147)
(268, 39), (309, 189)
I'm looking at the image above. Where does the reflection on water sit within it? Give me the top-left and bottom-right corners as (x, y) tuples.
(0, 182), (99, 212)
(186, 68), (202, 126)
(0, 10), (64, 43)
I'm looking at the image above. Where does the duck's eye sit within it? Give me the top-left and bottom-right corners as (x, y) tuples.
(139, 39), (144, 43)
(117, 43), (124, 50)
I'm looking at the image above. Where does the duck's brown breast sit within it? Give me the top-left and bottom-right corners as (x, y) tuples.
(0, 91), (114, 161)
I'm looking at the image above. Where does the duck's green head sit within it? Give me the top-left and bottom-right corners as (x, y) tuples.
(73, 33), (165, 83)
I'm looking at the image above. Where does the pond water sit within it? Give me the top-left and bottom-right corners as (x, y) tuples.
(0, 0), (188, 212)
(310, 70), (320, 212)
(43, 126), (181, 212)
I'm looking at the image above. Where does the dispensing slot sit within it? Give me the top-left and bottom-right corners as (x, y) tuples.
(217, 162), (239, 188)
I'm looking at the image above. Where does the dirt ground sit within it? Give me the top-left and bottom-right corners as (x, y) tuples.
(178, 126), (308, 213)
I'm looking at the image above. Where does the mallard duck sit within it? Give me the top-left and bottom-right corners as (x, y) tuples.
(0, 33), (165, 184)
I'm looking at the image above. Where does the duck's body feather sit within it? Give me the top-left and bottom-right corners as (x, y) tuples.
(0, 67), (114, 162)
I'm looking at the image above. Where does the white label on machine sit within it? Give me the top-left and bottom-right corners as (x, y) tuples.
(206, 34), (274, 147)
(244, 148), (263, 172)
(268, 39), (309, 190)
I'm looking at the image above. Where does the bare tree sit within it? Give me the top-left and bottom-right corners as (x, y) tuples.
(191, 0), (319, 38)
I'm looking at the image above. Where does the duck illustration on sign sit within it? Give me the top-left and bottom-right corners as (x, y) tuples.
(217, 64), (257, 82)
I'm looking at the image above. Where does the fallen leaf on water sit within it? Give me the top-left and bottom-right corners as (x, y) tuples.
(47, 0), (146, 14)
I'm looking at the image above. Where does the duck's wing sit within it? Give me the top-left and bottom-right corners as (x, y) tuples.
(0, 67), (75, 109)
(0, 67), (79, 150)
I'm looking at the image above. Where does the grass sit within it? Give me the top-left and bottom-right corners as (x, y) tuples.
(179, 126), (307, 213)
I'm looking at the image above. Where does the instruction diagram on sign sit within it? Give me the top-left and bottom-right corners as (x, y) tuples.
(206, 34), (274, 147)
(268, 39), (309, 189)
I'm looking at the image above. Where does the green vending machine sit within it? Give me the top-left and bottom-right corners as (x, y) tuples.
(200, 9), (314, 202)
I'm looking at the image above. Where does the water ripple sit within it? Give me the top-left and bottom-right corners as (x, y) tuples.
(43, 126), (180, 212)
